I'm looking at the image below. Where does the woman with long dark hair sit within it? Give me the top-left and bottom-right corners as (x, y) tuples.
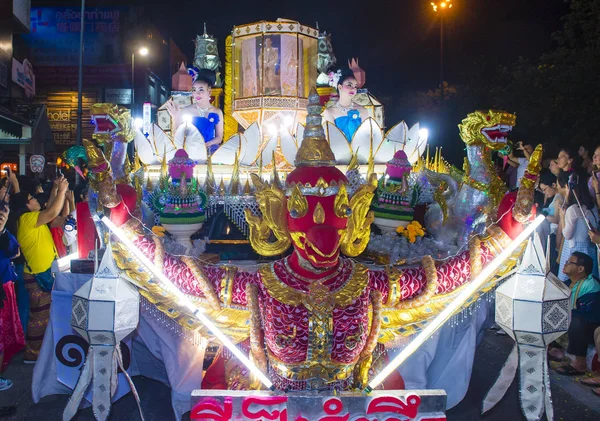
(165, 68), (224, 155)
(557, 170), (599, 282)
(322, 68), (369, 141)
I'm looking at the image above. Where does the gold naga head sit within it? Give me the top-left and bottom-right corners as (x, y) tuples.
(458, 109), (516, 151)
(244, 89), (376, 268)
(90, 103), (136, 146)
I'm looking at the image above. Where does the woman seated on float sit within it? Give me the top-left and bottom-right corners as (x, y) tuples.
(322, 68), (369, 142)
(166, 68), (224, 155)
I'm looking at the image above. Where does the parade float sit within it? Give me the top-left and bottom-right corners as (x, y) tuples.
(35, 18), (553, 421)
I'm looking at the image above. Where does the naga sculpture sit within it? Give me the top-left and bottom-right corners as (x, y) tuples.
(89, 103), (136, 183)
(425, 109), (540, 248)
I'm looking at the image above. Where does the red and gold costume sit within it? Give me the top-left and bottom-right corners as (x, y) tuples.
(108, 94), (542, 391)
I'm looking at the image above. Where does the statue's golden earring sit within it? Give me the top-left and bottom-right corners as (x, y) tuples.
(287, 185), (308, 219)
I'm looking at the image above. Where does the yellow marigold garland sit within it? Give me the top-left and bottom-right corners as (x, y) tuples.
(395, 221), (426, 243)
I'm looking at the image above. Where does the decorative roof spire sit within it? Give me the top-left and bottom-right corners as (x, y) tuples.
(294, 88), (336, 167)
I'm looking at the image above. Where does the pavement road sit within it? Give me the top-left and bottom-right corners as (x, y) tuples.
(0, 330), (599, 420)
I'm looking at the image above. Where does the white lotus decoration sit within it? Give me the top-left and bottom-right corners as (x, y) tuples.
(134, 118), (428, 168)
(325, 118), (428, 165)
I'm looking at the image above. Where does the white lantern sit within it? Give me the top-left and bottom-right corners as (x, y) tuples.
(64, 244), (142, 421)
(70, 250), (139, 346)
(483, 234), (571, 421)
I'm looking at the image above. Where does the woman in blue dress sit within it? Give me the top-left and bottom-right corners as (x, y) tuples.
(322, 68), (369, 142)
(166, 68), (224, 155)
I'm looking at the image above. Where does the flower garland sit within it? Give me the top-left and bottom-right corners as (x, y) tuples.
(395, 221), (426, 243)
(328, 70), (342, 88)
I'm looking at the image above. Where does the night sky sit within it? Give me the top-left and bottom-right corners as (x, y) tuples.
(31, 0), (569, 103)
(30, 0), (571, 157)
(146, 0), (568, 96)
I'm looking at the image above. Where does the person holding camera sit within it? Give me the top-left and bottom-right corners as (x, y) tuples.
(506, 141), (533, 188)
(557, 170), (599, 282)
(0, 168), (19, 204)
(9, 175), (68, 362)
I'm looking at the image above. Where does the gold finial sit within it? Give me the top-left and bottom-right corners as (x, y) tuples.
(272, 151), (283, 189)
(218, 176), (225, 196)
(367, 153), (375, 181)
(230, 153), (240, 195)
(294, 88), (336, 166)
(146, 175), (154, 191)
(243, 177), (251, 195)
(133, 151), (142, 173)
(134, 176), (142, 204)
(346, 152), (359, 173)
(159, 146), (169, 190)
(123, 154), (132, 176)
(205, 155), (215, 195)
(160, 145), (168, 179)
(425, 145), (430, 169)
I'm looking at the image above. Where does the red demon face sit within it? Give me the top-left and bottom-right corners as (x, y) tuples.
(286, 166), (350, 269)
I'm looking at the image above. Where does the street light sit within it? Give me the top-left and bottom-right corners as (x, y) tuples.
(75, 0), (86, 184)
(431, 1), (453, 103)
(131, 46), (149, 114)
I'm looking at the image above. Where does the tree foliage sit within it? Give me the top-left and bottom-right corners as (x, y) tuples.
(395, 0), (600, 162)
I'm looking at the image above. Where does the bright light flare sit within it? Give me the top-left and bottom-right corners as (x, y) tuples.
(101, 216), (274, 389)
(134, 118), (143, 130)
(367, 214), (545, 391)
(182, 114), (193, 124)
(431, 0), (452, 12)
(419, 128), (429, 139)
(56, 252), (79, 271)
(138, 47), (149, 56)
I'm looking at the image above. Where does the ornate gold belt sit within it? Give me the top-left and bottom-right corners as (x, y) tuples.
(267, 350), (357, 382)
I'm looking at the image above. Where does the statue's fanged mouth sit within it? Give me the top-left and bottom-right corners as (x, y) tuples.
(91, 114), (121, 135)
(481, 124), (512, 144)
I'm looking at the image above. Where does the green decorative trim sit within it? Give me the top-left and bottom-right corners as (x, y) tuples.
(373, 211), (414, 221)
(159, 213), (206, 224)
